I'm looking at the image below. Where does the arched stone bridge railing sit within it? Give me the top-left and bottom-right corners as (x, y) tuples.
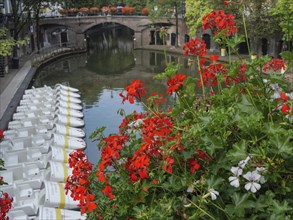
(39, 16), (189, 49)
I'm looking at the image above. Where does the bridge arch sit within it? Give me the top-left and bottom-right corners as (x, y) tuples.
(39, 16), (189, 49)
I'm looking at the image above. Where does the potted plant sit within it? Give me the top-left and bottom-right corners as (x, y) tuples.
(109, 6), (117, 15)
(141, 7), (149, 16)
(68, 8), (78, 16)
(79, 7), (89, 15)
(101, 6), (109, 15)
(89, 6), (99, 15)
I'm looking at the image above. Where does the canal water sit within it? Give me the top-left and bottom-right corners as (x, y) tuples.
(32, 27), (191, 165)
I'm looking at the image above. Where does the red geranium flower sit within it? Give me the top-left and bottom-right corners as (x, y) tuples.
(120, 80), (146, 104)
(166, 74), (186, 94)
(224, 1), (229, 6)
(200, 63), (227, 87)
(263, 58), (286, 73)
(0, 129), (4, 140)
(163, 157), (174, 174)
(203, 10), (238, 37)
(183, 38), (207, 57)
(209, 55), (219, 63)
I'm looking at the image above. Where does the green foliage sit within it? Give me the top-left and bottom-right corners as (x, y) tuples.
(184, 0), (212, 36)
(0, 28), (26, 56)
(270, 0), (293, 42)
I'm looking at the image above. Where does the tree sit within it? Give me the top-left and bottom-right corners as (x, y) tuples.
(148, 0), (182, 47)
(10, 0), (34, 57)
(184, 0), (212, 36)
(270, 0), (293, 51)
(185, 0), (281, 55)
(0, 28), (26, 56)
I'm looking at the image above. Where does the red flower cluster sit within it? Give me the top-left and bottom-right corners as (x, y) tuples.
(183, 38), (207, 57)
(101, 183), (114, 200)
(277, 93), (292, 115)
(202, 10), (238, 36)
(167, 74), (186, 94)
(125, 113), (181, 182)
(163, 157), (174, 173)
(0, 129), (4, 140)
(200, 63), (227, 87)
(225, 63), (247, 85)
(224, 1), (230, 6)
(65, 150), (96, 214)
(188, 150), (210, 174)
(146, 93), (166, 106)
(95, 134), (128, 199)
(0, 191), (13, 220)
(119, 111), (146, 134)
(119, 80), (146, 104)
(263, 58), (286, 73)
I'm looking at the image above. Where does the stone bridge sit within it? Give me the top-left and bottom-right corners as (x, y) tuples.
(39, 16), (189, 49)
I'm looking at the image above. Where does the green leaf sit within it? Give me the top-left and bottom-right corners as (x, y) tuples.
(269, 133), (293, 155)
(226, 140), (248, 163)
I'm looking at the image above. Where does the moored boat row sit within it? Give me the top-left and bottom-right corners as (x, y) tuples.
(0, 84), (87, 220)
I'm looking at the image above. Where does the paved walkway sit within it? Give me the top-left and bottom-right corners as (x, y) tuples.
(0, 61), (31, 119)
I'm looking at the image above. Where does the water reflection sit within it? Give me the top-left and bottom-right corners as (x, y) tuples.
(33, 49), (191, 164)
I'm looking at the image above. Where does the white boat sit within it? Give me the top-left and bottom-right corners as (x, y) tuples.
(0, 163), (45, 186)
(3, 125), (50, 139)
(13, 108), (83, 122)
(25, 86), (81, 98)
(57, 100), (83, 111)
(49, 146), (74, 163)
(8, 117), (54, 130)
(45, 161), (72, 182)
(19, 97), (83, 111)
(1, 148), (48, 167)
(56, 106), (84, 118)
(39, 181), (79, 209)
(22, 93), (82, 104)
(37, 206), (86, 220)
(55, 114), (85, 127)
(0, 136), (51, 153)
(58, 89), (81, 98)
(52, 134), (86, 150)
(7, 210), (32, 220)
(11, 182), (41, 215)
(55, 84), (79, 93)
(16, 105), (84, 118)
(54, 124), (85, 138)
(13, 111), (54, 121)
(8, 114), (84, 130)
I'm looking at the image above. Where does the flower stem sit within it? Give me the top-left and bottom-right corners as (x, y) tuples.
(187, 198), (217, 220)
(197, 56), (205, 97)
(242, 6), (251, 56)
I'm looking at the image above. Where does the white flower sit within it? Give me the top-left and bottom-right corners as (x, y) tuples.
(243, 171), (262, 193)
(229, 176), (240, 188)
(231, 166), (243, 176)
(255, 167), (266, 184)
(187, 185), (194, 193)
(128, 119), (143, 128)
(238, 156), (251, 168)
(209, 189), (219, 200)
(256, 167), (265, 172)
(229, 166), (242, 188)
(244, 182), (261, 193)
